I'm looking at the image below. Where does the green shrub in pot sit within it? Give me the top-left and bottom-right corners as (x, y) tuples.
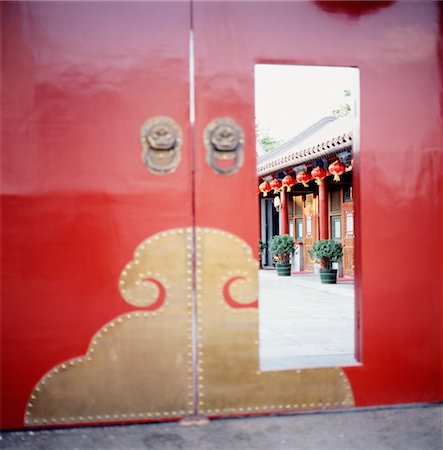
(270, 234), (294, 276)
(309, 239), (343, 269)
(310, 239), (343, 284)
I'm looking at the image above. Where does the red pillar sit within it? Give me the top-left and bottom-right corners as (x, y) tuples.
(319, 180), (328, 239)
(280, 189), (289, 235)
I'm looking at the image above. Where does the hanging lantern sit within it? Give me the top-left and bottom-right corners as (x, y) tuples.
(311, 166), (327, 185)
(296, 171), (312, 187)
(282, 175), (296, 192)
(328, 160), (346, 181)
(270, 178), (282, 193)
(259, 181), (271, 197)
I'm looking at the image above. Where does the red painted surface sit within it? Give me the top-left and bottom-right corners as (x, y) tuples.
(223, 277), (258, 310)
(193, 0), (442, 406)
(1, 0), (442, 430)
(1, 2), (191, 429)
(319, 181), (329, 240)
(140, 278), (167, 311)
(279, 189), (289, 235)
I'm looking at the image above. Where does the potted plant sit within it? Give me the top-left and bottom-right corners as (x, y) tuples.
(259, 240), (268, 268)
(309, 239), (343, 284)
(270, 234), (294, 276)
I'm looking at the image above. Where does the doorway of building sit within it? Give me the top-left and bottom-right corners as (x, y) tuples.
(256, 64), (359, 370)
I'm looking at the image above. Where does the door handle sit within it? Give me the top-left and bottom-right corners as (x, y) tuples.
(140, 116), (182, 174)
(204, 117), (244, 175)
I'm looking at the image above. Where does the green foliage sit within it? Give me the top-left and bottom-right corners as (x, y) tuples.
(259, 240), (268, 253)
(332, 103), (351, 118)
(260, 135), (282, 152)
(256, 123), (282, 152)
(270, 234), (294, 264)
(332, 89), (352, 118)
(310, 239), (343, 269)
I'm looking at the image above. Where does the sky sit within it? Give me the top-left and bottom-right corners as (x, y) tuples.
(255, 65), (360, 142)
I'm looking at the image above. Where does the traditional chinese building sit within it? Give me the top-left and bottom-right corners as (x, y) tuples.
(258, 116), (355, 277)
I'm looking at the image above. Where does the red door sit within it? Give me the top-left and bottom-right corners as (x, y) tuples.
(1, 2), (193, 429)
(2, 1), (442, 430)
(192, 0), (442, 413)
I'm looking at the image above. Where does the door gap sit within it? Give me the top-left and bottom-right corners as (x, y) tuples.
(188, 8), (199, 417)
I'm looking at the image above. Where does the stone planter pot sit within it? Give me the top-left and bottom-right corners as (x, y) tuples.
(276, 263), (291, 276)
(319, 268), (337, 284)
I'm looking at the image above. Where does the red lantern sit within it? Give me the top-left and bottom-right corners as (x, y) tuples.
(259, 181), (271, 197)
(328, 160), (346, 181)
(270, 178), (282, 193)
(296, 171), (312, 187)
(311, 166), (327, 185)
(282, 175), (296, 192)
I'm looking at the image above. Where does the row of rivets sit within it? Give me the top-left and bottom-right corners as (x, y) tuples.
(119, 255), (171, 308)
(25, 409), (188, 426)
(201, 400), (352, 415)
(195, 230), (205, 408)
(26, 227), (353, 425)
(186, 229), (195, 414)
(26, 227), (198, 425)
(25, 308), (175, 424)
(195, 228), (258, 409)
(194, 229), (353, 414)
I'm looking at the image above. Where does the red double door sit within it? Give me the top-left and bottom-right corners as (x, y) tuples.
(2, 1), (441, 429)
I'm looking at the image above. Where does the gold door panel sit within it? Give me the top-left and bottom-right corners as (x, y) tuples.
(25, 229), (193, 426)
(196, 228), (354, 415)
(26, 227), (353, 426)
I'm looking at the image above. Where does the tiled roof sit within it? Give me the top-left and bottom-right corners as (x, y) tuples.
(257, 116), (354, 176)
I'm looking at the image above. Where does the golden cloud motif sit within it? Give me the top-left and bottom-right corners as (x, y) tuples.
(25, 227), (354, 427)
(25, 228), (194, 426)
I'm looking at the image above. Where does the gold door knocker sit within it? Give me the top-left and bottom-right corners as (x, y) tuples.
(204, 117), (245, 175)
(140, 116), (182, 174)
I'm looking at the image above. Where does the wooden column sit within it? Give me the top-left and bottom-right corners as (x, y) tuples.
(319, 180), (328, 239)
(280, 189), (289, 235)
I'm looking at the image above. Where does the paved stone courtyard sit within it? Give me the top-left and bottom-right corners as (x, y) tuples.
(259, 270), (357, 370)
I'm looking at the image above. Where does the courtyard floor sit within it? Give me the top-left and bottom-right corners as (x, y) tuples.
(259, 270), (357, 370)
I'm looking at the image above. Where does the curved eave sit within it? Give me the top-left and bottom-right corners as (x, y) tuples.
(257, 133), (352, 177)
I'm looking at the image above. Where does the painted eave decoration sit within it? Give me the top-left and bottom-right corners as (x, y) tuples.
(257, 116), (353, 177)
